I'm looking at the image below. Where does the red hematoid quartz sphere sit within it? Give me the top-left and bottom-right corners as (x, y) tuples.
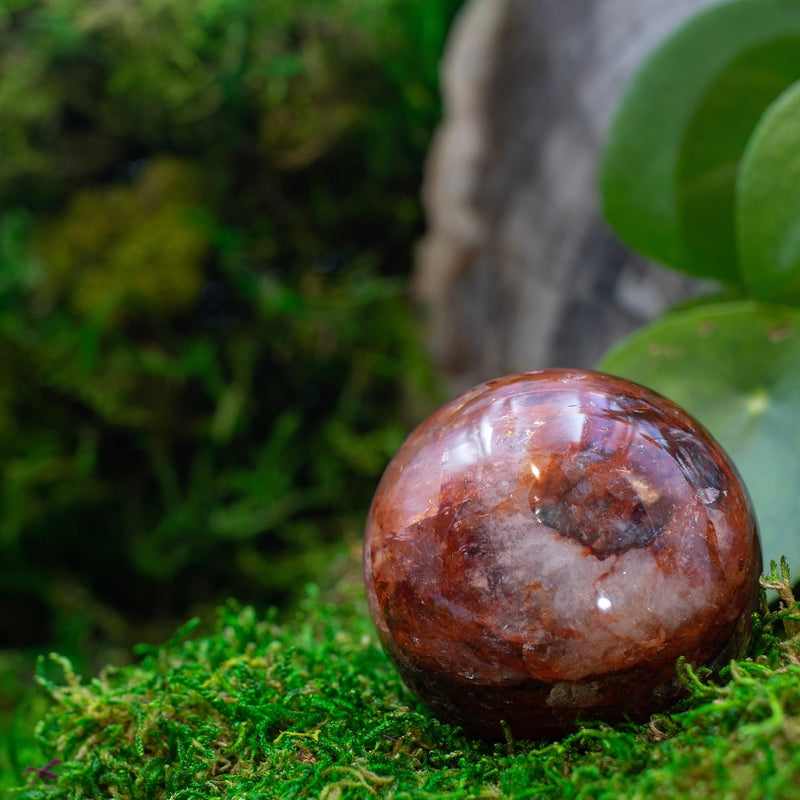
(363, 369), (761, 740)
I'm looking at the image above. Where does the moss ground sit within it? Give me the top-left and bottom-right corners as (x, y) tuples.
(6, 559), (800, 799)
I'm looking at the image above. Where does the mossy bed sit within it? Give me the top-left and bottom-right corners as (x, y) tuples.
(7, 559), (800, 799)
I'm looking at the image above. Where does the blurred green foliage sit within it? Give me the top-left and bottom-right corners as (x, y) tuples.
(0, 0), (462, 654)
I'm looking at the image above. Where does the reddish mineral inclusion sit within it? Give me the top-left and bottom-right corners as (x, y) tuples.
(363, 369), (761, 740)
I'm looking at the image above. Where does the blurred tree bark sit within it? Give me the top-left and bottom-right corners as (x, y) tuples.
(415, 0), (717, 393)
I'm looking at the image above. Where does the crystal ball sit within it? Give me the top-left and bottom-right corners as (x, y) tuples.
(363, 369), (761, 739)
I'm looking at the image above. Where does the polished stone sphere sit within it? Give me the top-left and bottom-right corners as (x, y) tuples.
(363, 369), (761, 740)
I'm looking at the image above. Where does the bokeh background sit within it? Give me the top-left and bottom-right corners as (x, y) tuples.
(0, 0), (465, 754)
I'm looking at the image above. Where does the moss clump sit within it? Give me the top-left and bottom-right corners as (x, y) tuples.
(37, 158), (209, 325)
(6, 559), (800, 799)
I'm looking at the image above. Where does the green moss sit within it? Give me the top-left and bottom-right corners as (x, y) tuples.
(7, 561), (800, 799)
(37, 158), (209, 325)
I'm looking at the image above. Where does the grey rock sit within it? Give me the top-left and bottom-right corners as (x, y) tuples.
(415, 0), (718, 394)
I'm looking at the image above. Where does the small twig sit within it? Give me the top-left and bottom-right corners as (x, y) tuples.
(24, 759), (62, 784)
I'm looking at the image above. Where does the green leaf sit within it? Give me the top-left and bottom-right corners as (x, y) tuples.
(601, 0), (800, 283)
(599, 301), (800, 575)
(737, 79), (800, 305)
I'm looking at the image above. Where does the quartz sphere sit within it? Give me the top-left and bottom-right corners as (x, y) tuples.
(363, 369), (761, 740)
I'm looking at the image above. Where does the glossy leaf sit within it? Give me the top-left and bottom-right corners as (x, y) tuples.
(601, 0), (800, 282)
(599, 301), (800, 573)
(738, 79), (800, 305)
